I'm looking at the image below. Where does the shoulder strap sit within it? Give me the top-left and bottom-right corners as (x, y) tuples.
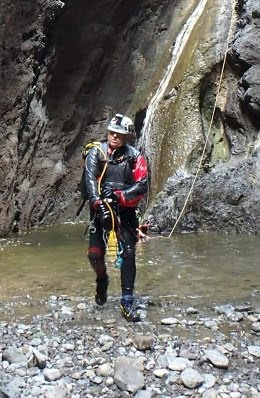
(82, 141), (101, 159)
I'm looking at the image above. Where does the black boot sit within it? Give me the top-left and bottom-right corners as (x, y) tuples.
(120, 295), (141, 322)
(95, 276), (109, 306)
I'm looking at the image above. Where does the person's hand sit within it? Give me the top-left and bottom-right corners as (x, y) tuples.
(98, 202), (113, 231)
(92, 198), (102, 210)
(92, 199), (113, 231)
(101, 187), (119, 203)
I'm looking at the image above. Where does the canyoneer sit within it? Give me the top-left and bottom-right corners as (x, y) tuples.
(84, 113), (148, 322)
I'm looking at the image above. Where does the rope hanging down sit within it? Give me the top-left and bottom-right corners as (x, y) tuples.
(168, 4), (235, 238)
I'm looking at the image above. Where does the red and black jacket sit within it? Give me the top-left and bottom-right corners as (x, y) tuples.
(85, 141), (148, 209)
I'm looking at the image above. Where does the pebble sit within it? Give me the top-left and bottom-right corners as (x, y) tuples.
(205, 349), (229, 368)
(252, 321), (260, 332)
(168, 357), (193, 371)
(181, 368), (204, 389)
(248, 345), (260, 358)
(161, 317), (179, 325)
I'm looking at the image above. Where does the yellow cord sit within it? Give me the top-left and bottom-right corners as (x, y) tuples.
(107, 230), (118, 259)
(168, 3), (235, 238)
(98, 162), (108, 196)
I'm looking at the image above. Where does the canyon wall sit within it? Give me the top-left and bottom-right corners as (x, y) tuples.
(0, 0), (259, 236)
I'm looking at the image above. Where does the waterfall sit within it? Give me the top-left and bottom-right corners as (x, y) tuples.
(139, 0), (208, 156)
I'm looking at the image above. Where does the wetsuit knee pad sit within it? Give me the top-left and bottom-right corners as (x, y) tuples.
(88, 247), (104, 263)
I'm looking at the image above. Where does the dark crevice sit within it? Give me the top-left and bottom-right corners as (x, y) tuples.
(134, 107), (147, 139)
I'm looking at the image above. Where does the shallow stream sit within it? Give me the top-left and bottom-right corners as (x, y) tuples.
(0, 224), (259, 322)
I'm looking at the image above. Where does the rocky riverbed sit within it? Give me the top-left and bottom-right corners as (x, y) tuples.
(0, 293), (259, 398)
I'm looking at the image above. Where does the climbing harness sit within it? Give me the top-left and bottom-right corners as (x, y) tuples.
(168, 2), (236, 238)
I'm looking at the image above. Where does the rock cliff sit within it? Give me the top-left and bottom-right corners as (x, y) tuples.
(147, 0), (260, 234)
(0, 0), (259, 236)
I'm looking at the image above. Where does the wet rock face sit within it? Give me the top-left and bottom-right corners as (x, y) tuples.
(0, 0), (65, 236)
(148, 0), (260, 235)
(148, 157), (260, 235)
(222, 0), (260, 162)
(230, 0), (260, 124)
(0, 0), (259, 236)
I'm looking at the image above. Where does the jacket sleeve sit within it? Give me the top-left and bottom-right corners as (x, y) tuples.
(115, 154), (148, 207)
(85, 147), (102, 205)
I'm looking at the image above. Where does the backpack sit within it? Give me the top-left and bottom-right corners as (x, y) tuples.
(77, 141), (107, 216)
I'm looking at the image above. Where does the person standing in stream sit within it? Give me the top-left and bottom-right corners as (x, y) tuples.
(85, 113), (148, 322)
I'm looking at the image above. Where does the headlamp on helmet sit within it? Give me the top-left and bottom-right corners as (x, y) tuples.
(108, 113), (135, 135)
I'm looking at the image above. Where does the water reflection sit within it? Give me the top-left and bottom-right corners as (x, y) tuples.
(0, 224), (259, 309)
(136, 233), (259, 307)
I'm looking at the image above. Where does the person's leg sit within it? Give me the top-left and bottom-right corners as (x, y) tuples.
(119, 211), (140, 321)
(88, 213), (108, 305)
(121, 243), (136, 299)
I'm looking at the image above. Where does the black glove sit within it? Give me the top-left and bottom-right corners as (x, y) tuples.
(98, 202), (113, 231)
(101, 187), (119, 203)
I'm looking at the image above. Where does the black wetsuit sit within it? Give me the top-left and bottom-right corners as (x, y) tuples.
(85, 140), (148, 297)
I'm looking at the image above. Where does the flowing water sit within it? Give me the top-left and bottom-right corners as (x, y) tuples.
(0, 223), (259, 321)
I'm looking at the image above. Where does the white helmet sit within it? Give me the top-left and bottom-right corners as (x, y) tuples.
(108, 113), (135, 135)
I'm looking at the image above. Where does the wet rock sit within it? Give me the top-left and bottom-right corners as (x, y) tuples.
(96, 362), (113, 377)
(30, 337), (42, 346)
(114, 357), (145, 392)
(77, 303), (87, 310)
(157, 352), (177, 367)
(166, 371), (181, 385)
(133, 334), (155, 350)
(60, 306), (74, 315)
(203, 374), (217, 389)
(248, 345), (260, 358)
(92, 375), (103, 384)
(1, 377), (26, 398)
(148, 158), (260, 235)
(204, 320), (219, 330)
(205, 349), (229, 368)
(115, 356), (145, 372)
(106, 376), (114, 386)
(181, 368), (204, 389)
(223, 343), (235, 352)
(43, 368), (62, 381)
(168, 357), (193, 371)
(42, 384), (68, 398)
(98, 334), (114, 345)
(62, 342), (75, 351)
(161, 317), (179, 325)
(227, 312), (244, 322)
(216, 304), (244, 316)
(234, 303), (254, 312)
(28, 347), (48, 369)
(186, 307), (199, 314)
(2, 348), (27, 365)
(153, 368), (169, 378)
(135, 388), (155, 398)
(202, 389), (218, 398)
(252, 321), (260, 332)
